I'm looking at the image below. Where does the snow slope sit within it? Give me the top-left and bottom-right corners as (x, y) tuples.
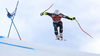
(0, 36), (100, 56)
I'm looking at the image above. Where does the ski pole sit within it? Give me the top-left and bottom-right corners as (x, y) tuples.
(14, 1), (19, 15)
(7, 17), (21, 40)
(15, 1), (19, 10)
(7, 20), (13, 38)
(75, 19), (93, 38)
(11, 19), (21, 40)
(6, 8), (9, 13)
(43, 3), (54, 12)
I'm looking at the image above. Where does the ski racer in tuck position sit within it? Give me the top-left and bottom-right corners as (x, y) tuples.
(40, 10), (76, 40)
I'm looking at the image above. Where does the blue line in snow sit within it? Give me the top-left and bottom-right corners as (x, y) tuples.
(0, 42), (35, 50)
(0, 36), (5, 38)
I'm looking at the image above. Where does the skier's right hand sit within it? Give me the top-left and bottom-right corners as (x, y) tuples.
(40, 12), (43, 16)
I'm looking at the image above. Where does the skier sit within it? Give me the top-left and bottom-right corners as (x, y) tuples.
(40, 10), (76, 40)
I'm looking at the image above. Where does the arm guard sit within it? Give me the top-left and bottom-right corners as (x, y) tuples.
(40, 12), (52, 17)
(62, 14), (75, 20)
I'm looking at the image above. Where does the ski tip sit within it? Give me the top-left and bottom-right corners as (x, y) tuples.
(7, 36), (9, 38)
(55, 39), (66, 41)
(17, 0), (19, 2)
(5, 8), (8, 12)
(16, 1), (19, 5)
(63, 39), (66, 41)
(60, 39), (66, 41)
(19, 38), (21, 40)
(52, 3), (54, 5)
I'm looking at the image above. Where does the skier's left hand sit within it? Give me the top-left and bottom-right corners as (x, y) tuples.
(72, 17), (76, 20)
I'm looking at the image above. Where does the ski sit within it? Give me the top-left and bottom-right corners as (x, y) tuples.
(75, 19), (93, 38)
(55, 38), (66, 41)
(60, 38), (66, 41)
(43, 3), (54, 12)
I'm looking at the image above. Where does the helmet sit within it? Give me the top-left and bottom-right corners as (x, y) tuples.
(54, 10), (59, 14)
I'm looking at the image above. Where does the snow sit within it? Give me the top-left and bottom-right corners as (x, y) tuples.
(0, 36), (100, 56)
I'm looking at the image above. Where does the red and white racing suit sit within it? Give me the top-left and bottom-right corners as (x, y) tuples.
(45, 12), (73, 35)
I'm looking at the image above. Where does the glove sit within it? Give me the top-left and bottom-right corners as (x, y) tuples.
(40, 12), (47, 16)
(71, 17), (76, 20)
(40, 12), (44, 16)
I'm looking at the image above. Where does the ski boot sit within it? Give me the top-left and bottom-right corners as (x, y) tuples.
(56, 35), (60, 40)
(60, 33), (63, 40)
